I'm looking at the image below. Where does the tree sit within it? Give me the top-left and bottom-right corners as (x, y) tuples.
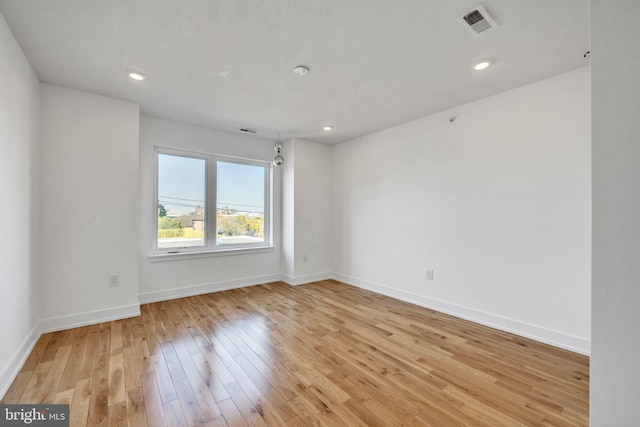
(216, 214), (263, 238)
(158, 216), (184, 237)
(158, 203), (167, 217)
(217, 214), (242, 236)
(246, 216), (264, 237)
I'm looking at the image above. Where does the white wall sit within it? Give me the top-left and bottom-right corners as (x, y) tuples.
(591, 1), (640, 423)
(281, 139), (296, 278)
(0, 12), (40, 397)
(331, 67), (591, 354)
(292, 139), (332, 279)
(39, 84), (140, 329)
(281, 138), (332, 284)
(138, 115), (282, 302)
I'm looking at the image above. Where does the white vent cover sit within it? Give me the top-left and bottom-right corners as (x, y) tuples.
(458, 5), (498, 36)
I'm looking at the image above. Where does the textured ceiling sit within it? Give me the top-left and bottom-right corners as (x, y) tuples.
(0, 0), (589, 144)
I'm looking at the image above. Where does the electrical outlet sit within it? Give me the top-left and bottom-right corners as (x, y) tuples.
(303, 255), (308, 263)
(108, 275), (120, 287)
(426, 270), (434, 280)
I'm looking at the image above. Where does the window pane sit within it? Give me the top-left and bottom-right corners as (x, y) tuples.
(216, 161), (265, 245)
(157, 154), (206, 248)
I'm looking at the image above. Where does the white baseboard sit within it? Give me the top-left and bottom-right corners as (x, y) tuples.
(281, 272), (332, 286)
(139, 273), (282, 304)
(332, 272), (590, 356)
(39, 303), (141, 334)
(0, 324), (41, 400)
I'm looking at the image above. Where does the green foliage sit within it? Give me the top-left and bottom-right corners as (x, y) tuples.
(217, 213), (263, 237)
(158, 216), (183, 230)
(158, 203), (167, 217)
(157, 216), (184, 238)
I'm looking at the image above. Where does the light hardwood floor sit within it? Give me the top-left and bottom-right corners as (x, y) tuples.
(2, 280), (589, 426)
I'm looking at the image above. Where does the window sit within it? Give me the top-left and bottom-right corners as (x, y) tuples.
(154, 148), (271, 255)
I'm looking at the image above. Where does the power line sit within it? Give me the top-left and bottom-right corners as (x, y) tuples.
(159, 195), (204, 203)
(217, 202), (263, 209)
(158, 201), (201, 209)
(159, 196), (262, 209)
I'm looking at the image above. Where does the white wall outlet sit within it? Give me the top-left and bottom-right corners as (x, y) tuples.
(303, 254), (308, 263)
(426, 270), (434, 280)
(108, 274), (120, 287)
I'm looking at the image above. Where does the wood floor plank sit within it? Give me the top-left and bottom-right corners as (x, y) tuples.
(231, 354), (297, 422)
(223, 380), (269, 427)
(123, 345), (142, 393)
(206, 415), (230, 427)
(37, 344), (71, 403)
(69, 377), (92, 427)
(121, 318), (134, 350)
(77, 331), (100, 381)
(151, 351), (178, 404)
(163, 398), (188, 427)
(107, 400), (127, 427)
(58, 330), (88, 392)
(134, 337), (154, 376)
(124, 387), (146, 422)
(182, 362), (223, 421)
(3, 280), (589, 426)
(173, 376), (207, 426)
(217, 398), (249, 427)
(19, 360), (52, 404)
(40, 331), (66, 364)
(87, 366), (109, 427)
(107, 353), (125, 406)
(19, 333), (52, 373)
(286, 396), (330, 427)
(140, 371), (167, 427)
(1, 370), (33, 404)
(53, 388), (74, 405)
(190, 351), (232, 403)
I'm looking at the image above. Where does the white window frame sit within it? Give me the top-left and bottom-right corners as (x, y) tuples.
(151, 146), (273, 259)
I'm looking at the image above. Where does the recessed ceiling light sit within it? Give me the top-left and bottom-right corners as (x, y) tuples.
(128, 71), (146, 81)
(323, 126), (333, 131)
(293, 66), (310, 76)
(473, 60), (491, 71)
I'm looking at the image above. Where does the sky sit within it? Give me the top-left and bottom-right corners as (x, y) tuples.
(158, 154), (265, 215)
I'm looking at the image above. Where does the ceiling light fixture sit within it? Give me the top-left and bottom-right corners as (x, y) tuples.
(293, 66), (310, 76)
(128, 71), (146, 81)
(323, 126), (333, 131)
(473, 60), (491, 71)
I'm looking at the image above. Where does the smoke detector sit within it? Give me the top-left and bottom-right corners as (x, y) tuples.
(293, 66), (310, 76)
(458, 5), (498, 37)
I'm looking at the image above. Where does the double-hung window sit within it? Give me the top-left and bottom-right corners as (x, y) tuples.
(154, 147), (271, 255)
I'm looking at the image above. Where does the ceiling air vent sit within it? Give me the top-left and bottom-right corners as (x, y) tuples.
(458, 5), (498, 37)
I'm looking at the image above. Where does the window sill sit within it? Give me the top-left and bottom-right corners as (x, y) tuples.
(149, 246), (275, 262)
